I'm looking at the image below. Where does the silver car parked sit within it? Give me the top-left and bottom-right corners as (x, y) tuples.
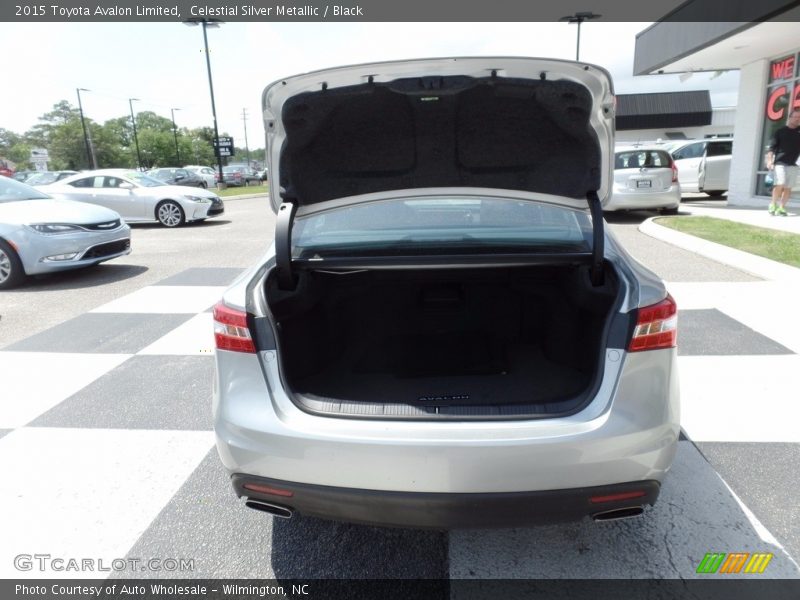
(605, 146), (681, 213)
(213, 57), (680, 528)
(0, 176), (131, 289)
(45, 169), (224, 227)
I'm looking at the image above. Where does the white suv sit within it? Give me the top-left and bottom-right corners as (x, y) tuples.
(669, 139), (732, 197)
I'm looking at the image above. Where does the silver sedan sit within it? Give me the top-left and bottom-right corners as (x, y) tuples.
(0, 176), (131, 289)
(45, 169), (225, 227)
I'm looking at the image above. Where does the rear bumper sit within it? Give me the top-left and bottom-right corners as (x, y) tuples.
(233, 473), (660, 528)
(605, 186), (681, 211)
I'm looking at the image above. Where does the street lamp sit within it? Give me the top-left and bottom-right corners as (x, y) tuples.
(128, 98), (143, 170)
(76, 88), (96, 169)
(170, 107), (181, 165)
(559, 12), (601, 61)
(185, 18), (225, 188)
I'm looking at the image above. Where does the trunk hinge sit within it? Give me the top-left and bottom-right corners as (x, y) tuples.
(587, 191), (605, 287)
(275, 201), (298, 290)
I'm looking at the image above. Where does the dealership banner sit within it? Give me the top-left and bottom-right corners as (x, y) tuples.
(3, 0), (800, 22)
(5, 579), (800, 600)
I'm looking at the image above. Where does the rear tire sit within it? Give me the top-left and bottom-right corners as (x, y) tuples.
(706, 190), (726, 198)
(0, 239), (26, 289)
(156, 200), (186, 227)
(661, 206), (679, 215)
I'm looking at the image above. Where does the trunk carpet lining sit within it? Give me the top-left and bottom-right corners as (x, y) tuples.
(292, 340), (588, 406)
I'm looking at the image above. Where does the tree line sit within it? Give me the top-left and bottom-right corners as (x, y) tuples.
(0, 100), (265, 171)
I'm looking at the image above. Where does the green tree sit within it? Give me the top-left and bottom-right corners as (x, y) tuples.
(25, 101), (88, 170)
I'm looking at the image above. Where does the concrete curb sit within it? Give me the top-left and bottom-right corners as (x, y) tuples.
(219, 192), (269, 201)
(639, 217), (800, 282)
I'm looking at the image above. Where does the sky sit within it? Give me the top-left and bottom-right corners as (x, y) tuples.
(0, 22), (740, 151)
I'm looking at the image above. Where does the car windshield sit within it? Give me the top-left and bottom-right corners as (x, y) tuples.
(291, 197), (592, 258)
(123, 172), (165, 187)
(0, 176), (51, 203)
(25, 172), (59, 185)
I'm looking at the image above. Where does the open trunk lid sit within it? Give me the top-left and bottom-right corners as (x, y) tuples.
(262, 57), (616, 288)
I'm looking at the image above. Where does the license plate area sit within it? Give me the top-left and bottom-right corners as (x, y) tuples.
(636, 180), (652, 189)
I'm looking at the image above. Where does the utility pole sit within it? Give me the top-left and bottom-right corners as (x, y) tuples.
(171, 107), (181, 165)
(242, 108), (251, 168)
(128, 98), (142, 170)
(76, 88), (96, 169)
(185, 18), (225, 187)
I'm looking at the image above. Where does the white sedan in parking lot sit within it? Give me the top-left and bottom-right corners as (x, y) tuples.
(45, 169), (225, 227)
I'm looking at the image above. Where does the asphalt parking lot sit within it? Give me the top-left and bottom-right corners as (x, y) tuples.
(1, 195), (798, 583)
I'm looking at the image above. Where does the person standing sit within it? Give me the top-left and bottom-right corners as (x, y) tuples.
(766, 108), (800, 216)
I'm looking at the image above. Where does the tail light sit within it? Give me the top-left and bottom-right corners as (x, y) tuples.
(213, 301), (256, 353)
(629, 294), (677, 352)
(670, 158), (678, 183)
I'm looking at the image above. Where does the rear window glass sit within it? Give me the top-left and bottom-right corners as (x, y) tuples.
(706, 141), (732, 157)
(614, 150), (671, 169)
(291, 197), (592, 257)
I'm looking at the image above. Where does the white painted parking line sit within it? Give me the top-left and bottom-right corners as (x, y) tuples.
(0, 427), (215, 579)
(668, 281), (800, 354)
(449, 443), (800, 579)
(0, 353), (131, 428)
(89, 286), (226, 314)
(679, 355), (800, 443)
(137, 313), (215, 356)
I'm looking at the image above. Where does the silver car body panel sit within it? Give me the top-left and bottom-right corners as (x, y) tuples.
(214, 345), (679, 494)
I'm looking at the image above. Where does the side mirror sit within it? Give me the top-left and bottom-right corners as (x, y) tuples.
(175, 175), (185, 181)
(119, 182), (134, 190)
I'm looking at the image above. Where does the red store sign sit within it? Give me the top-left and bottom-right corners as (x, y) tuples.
(765, 53), (800, 121)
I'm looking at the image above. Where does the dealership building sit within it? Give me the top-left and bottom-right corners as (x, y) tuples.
(634, 2), (800, 207)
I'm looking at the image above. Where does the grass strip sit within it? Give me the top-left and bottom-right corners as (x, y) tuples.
(656, 216), (800, 268)
(216, 185), (269, 197)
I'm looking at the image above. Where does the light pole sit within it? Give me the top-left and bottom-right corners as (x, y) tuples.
(170, 107), (181, 165)
(242, 108), (251, 168)
(559, 12), (601, 61)
(76, 88), (95, 169)
(185, 18), (225, 188)
(128, 98), (142, 170)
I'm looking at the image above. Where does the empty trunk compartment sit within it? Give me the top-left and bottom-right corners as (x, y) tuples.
(265, 264), (623, 419)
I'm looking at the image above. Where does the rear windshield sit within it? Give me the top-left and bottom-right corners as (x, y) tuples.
(291, 197), (592, 257)
(614, 150), (671, 169)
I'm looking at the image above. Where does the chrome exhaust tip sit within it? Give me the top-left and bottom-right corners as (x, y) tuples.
(245, 499), (294, 519)
(591, 506), (644, 522)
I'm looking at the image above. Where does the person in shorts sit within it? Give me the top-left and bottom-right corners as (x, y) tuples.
(766, 109), (800, 216)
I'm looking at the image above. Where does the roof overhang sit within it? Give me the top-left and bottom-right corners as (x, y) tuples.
(634, 1), (800, 76)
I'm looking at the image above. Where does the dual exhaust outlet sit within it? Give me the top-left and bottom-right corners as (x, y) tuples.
(244, 497), (644, 523)
(245, 499), (294, 519)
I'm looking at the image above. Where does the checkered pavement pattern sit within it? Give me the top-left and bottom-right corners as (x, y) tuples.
(1, 268), (798, 579)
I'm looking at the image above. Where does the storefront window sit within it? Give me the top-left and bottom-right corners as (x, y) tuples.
(758, 52), (800, 198)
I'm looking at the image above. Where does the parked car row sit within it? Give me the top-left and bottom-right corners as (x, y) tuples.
(607, 138), (732, 212)
(0, 167), (228, 288)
